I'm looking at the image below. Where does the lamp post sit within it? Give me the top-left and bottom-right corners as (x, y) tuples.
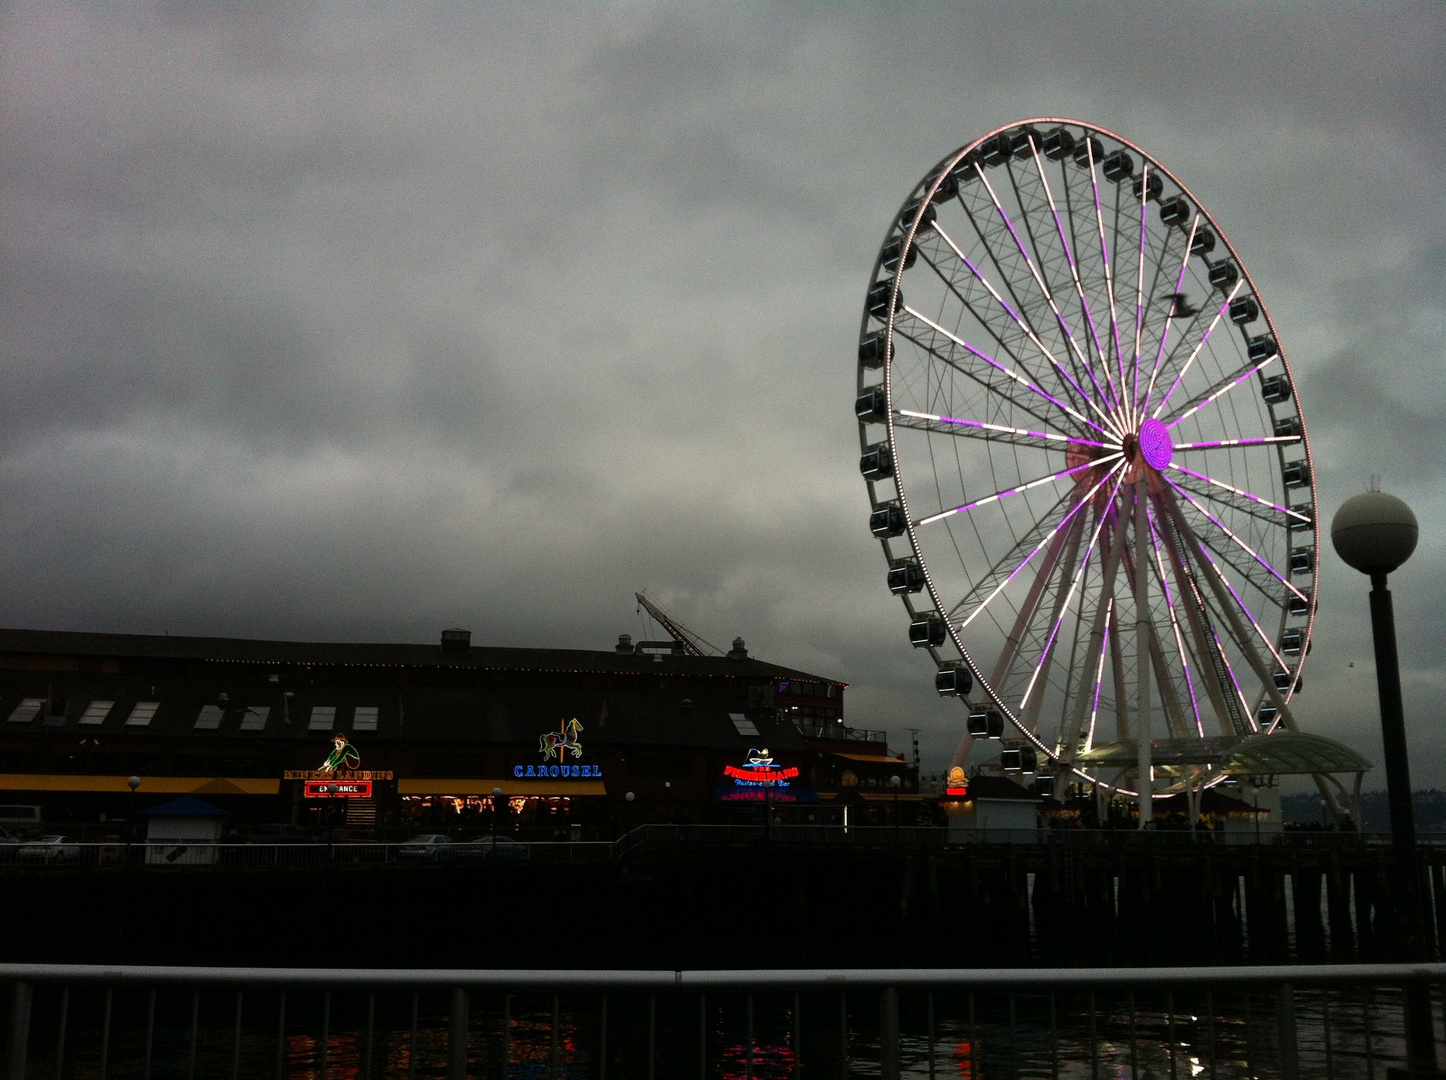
(888, 774), (902, 844)
(325, 783), (339, 856)
(624, 791), (635, 839)
(127, 776), (141, 862)
(1331, 487), (1439, 1076)
(491, 786), (503, 852)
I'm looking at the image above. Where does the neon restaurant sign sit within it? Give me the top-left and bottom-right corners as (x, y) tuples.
(724, 750), (800, 788)
(287, 735), (392, 797)
(716, 750), (812, 803)
(514, 719), (604, 779)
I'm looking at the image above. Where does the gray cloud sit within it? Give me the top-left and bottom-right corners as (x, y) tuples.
(2, 1), (1444, 785)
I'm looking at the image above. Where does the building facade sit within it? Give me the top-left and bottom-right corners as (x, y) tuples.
(0, 627), (919, 837)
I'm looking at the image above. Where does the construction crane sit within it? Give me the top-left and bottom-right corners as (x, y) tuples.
(634, 592), (721, 658)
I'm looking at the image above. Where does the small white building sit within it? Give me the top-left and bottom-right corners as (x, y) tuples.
(944, 775), (1041, 842)
(141, 796), (228, 865)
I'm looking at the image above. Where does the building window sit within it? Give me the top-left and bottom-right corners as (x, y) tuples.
(239, 706), (270, 732)
(729, 713), (761, 737)
(308, 705), (337, 732)
(5, 699), (43, 724)
(194, 705), (224, 730)
(78, 701), (115, 726)
(353, 706), (378, 732)
(125, 702), (160, 727)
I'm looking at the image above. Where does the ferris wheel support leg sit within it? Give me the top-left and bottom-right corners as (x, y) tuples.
(990, 508), (1082, 692)
(1052, 504), (1130, 801)
(1160, 487), (1298, 731)
(1135, 479), (1154, 829)
(1021, 516), (1089, 735)
(1151, 493), (1243, 738)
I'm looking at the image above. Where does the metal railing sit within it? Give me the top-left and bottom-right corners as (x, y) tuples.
(2, 825), (1444, 871)
(3, 962), (1444, 1079)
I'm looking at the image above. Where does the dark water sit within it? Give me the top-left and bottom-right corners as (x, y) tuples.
(15, 983), (1437, 1078)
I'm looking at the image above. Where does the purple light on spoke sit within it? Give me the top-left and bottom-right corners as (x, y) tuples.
(896, 410), (1111, 448)
(1138, 417), (1173, 470)
(1087, 146), (1130, 424)
(1165, 476), (1308, 602)
(1141, 216), (1199, 412)
(1147, 511), (1204, 737)
(1201, 549), (1290, 673)
(1018, 468), (1130, 711)
(1167, 463), (1310, 522)
(918, 453), (1122, 527)
(928, 225), (1120, 437)
(1166, 354), (1280, 430)
(1083, 598), (1113, 753)
(1131, 166), (1149, 411)
(1031, 146), (1122, 413)
(959, 461), (1127, 630)
(1173, 436), (1301, 450)
(977, 158), (1117, 417)
(1150, 280), (1244, 419)
(903, 305), (1111, 437)
(1211, 630), (1257, 733)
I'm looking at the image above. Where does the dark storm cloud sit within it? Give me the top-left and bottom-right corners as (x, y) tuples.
(2, 2), (1443, 782)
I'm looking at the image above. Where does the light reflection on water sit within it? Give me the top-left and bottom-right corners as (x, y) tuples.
(15, 985), (1430, 1078)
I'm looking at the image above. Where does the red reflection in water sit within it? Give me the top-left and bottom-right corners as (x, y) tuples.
(718, 1041), (795, 1079)
(952, 1037), (977, 1078)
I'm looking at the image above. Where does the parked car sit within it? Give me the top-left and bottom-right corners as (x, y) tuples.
(17, 836), (82, 864)
(455, 835), (528, 862)
(398, 834), (453, 861)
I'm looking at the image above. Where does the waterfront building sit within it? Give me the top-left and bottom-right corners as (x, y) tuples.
(0, 627), (918, 836)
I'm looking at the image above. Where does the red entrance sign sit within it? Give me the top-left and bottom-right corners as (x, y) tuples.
(304, 780), (373, 798)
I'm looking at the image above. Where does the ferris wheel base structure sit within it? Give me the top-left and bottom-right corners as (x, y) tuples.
(855, 119), (1368, 825)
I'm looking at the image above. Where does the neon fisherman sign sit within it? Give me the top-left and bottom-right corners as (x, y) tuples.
(724, 748), (799, 787)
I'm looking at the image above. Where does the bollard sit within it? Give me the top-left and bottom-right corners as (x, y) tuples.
(448, 987), (469, 1080)
(5, 982), (31, 1080)
(1276, 982), (1297, 1080)
(880, 986), (900, 1080)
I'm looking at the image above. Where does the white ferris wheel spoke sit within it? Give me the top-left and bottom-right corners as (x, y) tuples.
(1164, 493), (1301, 730)
(1146, 511), (1206, 738)
(1140, 215), (1200, 413)
(1016, 468), (1130, 711)
(900, 305), (1110, 437)
(1085, 141), (1131, 428)
(1166, 462), (1311, 524)
(972, 155), (1118, 420)
(1149, 279), (1245, 419)
(914, 453), (1121, 527)
(955, 460), (1126, 628)
(1164, 475), (1308, 603)
(895, 409), (1110, 449)
(927, 223), (1123, 439)
(1195, 545), (1292, 675)
(1131, 164), (1150, 416)
(1172, 436), (1300, 451)
(1028, 140), (1122, 412)
(1165, 353), (1281, 431)
(1080, 598), (1113, 754)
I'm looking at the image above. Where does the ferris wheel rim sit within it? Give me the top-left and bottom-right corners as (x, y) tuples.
(857, 118), (1318, 797)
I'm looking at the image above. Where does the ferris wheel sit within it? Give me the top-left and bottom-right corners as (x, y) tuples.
(856, 119), (1318, 806)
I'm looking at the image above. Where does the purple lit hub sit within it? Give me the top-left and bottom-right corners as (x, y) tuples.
(1138, 417), (1173, 470)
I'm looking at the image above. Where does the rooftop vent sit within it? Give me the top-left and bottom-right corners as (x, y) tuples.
(615, 633), (635, 654)
(440, 628), (471, 654)
(727, 637), (749, 660)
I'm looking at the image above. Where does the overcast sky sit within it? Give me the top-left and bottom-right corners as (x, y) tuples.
(3, 2), (1444, 789)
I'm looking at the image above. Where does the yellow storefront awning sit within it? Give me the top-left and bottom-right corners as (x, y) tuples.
(0, 774), (279, 795)
(399, 778), (608, 797)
